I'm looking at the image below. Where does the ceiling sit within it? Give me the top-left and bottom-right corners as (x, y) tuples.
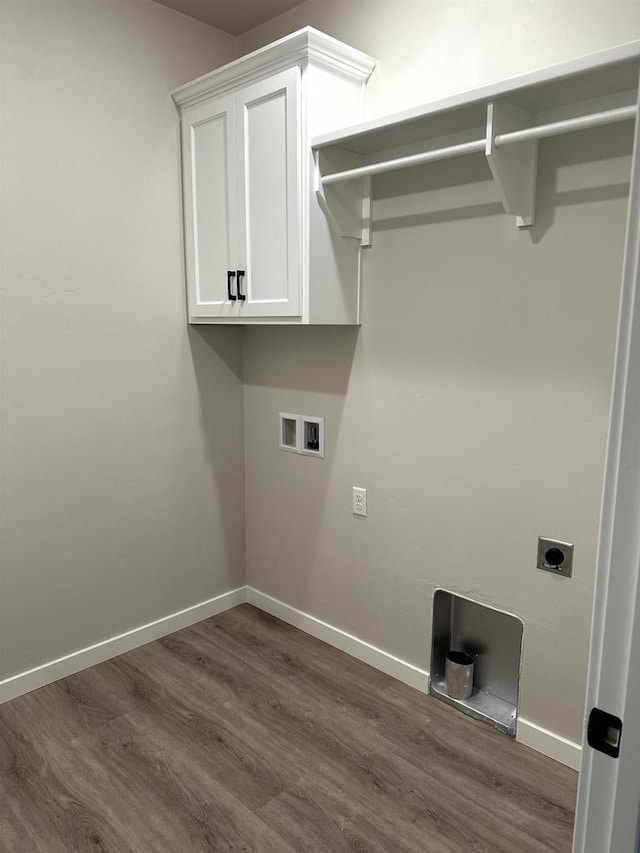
(153, 0), (309, 36)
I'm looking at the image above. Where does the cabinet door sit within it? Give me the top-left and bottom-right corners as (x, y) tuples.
(181, 95), (238, 320)
(235, 68), (302, 318)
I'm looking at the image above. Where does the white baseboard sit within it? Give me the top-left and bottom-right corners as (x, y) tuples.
(517, 717), (582, 771)
(0, 582), (582, 772)
(0, 586), (247, 704)
(247, 586), (581, 770)
(246, 586), (430, 693)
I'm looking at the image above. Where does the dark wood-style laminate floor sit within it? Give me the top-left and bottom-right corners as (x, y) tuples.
(0, 604), (577, 852)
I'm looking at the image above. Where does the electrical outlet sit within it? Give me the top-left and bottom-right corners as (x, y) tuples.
(353, 487), (367, 517)
(537, 536), (574, 578)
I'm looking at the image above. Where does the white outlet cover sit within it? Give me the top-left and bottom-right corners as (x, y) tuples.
(353, 486), (367, 517)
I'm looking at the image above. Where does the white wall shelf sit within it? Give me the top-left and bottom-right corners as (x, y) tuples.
(312, 40), (640, 237)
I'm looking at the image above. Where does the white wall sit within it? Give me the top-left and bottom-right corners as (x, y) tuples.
(239, 1), (639, 744)
(0, 0), (244, 680)
(239, 0), (640, 116)
(1, 0), (637, 753)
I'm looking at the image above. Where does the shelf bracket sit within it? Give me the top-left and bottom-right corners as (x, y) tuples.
(314, 148), (372, 245)
(486, 99), (538, 227)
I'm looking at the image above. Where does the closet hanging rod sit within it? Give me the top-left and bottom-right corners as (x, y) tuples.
(320, 138), (486, 186)
(320, 103), (637, 187)
(494, 104), (636, 147)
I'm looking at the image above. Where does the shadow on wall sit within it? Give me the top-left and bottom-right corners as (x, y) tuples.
(530, 121), (633, 244)
(371, 122), (632, 243)
(354, 121), (632, 386)
(373, 150), (504, 232)
(189, 324), (244, 380)
(243, 325), (359, 394)
(187, 324), (245, 585)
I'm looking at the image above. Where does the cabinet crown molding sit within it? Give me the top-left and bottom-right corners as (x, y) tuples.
(171, 26), (376, 109)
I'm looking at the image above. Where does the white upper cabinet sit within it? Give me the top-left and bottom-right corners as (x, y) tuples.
(172, 29), (376, 324)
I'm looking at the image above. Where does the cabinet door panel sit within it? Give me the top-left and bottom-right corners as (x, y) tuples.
(246, 92), (288, 301)
(236, 69), (301, 317)
(182, 97), (238, 319)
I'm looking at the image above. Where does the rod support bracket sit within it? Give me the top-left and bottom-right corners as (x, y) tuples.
(486, 99), (538, 228)
(315, 148), (373, 244)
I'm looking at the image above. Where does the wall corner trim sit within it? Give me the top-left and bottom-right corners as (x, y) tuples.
(0, 586), (248, 705)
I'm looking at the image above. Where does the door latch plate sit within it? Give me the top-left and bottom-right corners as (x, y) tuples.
(587, 707), (622, 758)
